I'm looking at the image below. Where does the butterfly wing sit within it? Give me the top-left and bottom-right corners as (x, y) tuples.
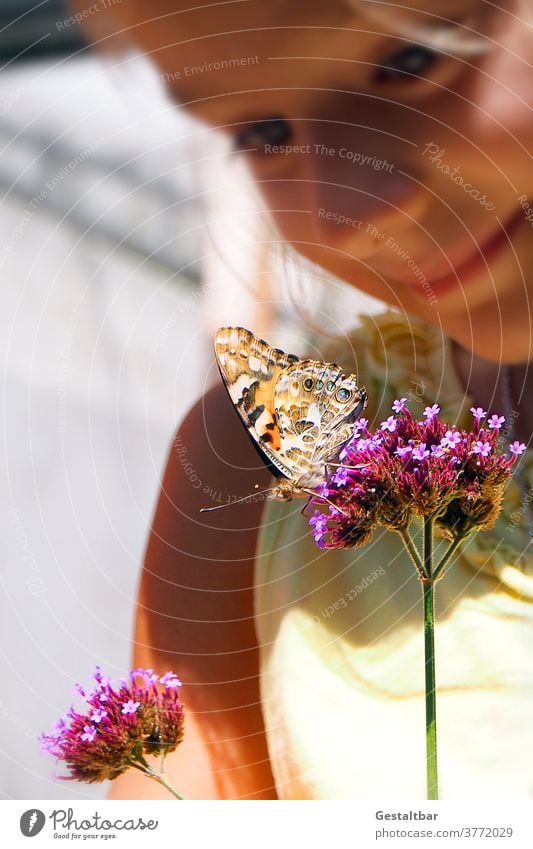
(272, 360), (367, 486)
(214, 326), (300, 479)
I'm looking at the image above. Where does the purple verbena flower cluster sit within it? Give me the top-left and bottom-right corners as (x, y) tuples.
(40, 667), (185, 783)
(309, 403), (526, 550)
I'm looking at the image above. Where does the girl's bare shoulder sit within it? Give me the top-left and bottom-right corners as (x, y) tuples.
(134, 379), (272, 677)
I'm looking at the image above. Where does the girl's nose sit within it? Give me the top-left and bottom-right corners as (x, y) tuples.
(296, 115), (426, 256)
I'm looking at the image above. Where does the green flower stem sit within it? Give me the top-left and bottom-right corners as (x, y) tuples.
(423, 516), (434, 579)
(127, 751), (186, 800)
(432, 533), (468, 581)
(423, 578), (438, 801)
(400, 521), (471, 800)
(148, 772), (186, 801)
(398, 527), (424, 577)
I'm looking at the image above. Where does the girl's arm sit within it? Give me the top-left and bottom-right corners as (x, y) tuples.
(109, 383), (277, 799)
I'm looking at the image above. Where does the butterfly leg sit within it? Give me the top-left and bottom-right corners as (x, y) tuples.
(325, 462), (369, 472)
(300, 488), (350, 518)
(300, 497), (314, 518)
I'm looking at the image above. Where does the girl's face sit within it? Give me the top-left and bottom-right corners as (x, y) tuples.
(112, 0), (533, 361)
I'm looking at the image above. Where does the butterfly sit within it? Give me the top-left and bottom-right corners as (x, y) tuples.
(212, 326), (367, 505)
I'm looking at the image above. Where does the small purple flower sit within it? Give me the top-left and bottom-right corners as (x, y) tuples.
(310, 509), (327, 529)
(470, 406), (487, 421)
(146, 669), (160, 683)
(396, 445), (412, 459)
(412, 443), (430, 461)
(440, 430), (462, 449)
(381, 416), (397, 433)
(309, 510), (328, 540)
(487, 414), (505, 430)
(392, 398), (408, 413)
(332, 467), (349, 487)
(90, 708), (107, 724)
(355, 417), (369, 430)
(423, 404), (440, 420)
(81, 725), (97, 743)
(164, 678), (182, 690)
(159, 672), (183, 689)
(472, 441), (491, 457)
(121, 700), (140, 716)
(309, 509), (328, 543)
(509, 441), (527, 457)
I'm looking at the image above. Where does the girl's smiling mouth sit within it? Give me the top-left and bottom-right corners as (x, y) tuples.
(398, 205), (526, 298)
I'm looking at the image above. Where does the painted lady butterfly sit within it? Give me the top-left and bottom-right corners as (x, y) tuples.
(213, 326), (367, 503)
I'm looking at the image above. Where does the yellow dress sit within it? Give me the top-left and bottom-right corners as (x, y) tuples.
(254, 311), (533, 800)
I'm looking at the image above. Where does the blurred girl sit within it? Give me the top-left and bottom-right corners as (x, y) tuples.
(89, 1), (533, 799)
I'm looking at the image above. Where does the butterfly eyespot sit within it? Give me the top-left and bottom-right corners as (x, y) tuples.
(229, 347), (237, 356)
(336, 387), (352, 402)
(326, 380), (336, 392)
(315, 379), (324, 390)
(303, 378), (314, 391)
(240, 349), (248, 358)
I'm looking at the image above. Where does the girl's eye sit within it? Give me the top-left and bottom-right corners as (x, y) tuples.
(375, 45), (438, 83)
(233, 117), (292, 151)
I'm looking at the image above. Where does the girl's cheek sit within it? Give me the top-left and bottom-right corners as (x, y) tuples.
(469, 16), (533, 135)
(428, 61), (533, 193)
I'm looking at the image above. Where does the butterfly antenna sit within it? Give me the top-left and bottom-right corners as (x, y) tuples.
(199, 487), (273, 513)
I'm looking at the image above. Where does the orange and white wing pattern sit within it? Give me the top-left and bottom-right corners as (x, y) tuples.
(214, 326), (299, 478)
(214, 326), (367, 495)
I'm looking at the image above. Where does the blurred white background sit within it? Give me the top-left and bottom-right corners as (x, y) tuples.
(0, 49), (203, 799)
